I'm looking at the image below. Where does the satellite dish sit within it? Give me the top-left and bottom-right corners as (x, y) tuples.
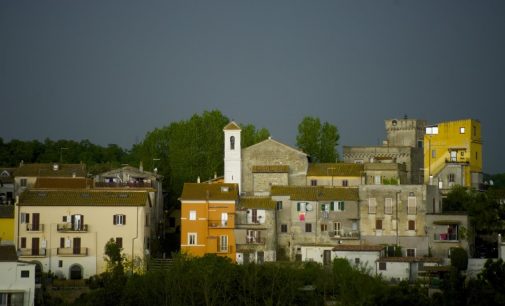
(306, 203), (313, 211)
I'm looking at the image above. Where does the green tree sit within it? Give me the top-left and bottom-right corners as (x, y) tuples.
(296, 116), (339, 162)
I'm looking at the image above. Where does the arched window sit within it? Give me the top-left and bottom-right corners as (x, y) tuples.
(230, 136), (235, 150)
(69, 264), (83, 280)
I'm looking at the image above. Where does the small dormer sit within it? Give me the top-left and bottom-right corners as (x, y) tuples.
(221, 186), (230, 193)
(53, 164), (59, 171)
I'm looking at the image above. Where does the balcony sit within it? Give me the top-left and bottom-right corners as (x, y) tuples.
(57, 247), (88, 256)
(433, 233), (458, 242)
(329, 230), (360, 239)
(246, 236), (265, 245)
(208, 220), (232, 228)
(26, 224), (44, 232)
(18, 248), (47, 257)
(445, 158), (469, 164)
(57, 223), (88, 232)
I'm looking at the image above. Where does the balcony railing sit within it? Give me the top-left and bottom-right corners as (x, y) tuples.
(57, 247), (88, 256)
(18, 248), (47, 257)
(329, 230), (360, 239)
(246, 237), (266, 244)
(26, 224), (44, 232)
(445, 158), (469, 164)
(95, 182), (152, 188)
(434, 233), (458, 241)
(57, 223), (88, 232)
(208, 220), (232, 228)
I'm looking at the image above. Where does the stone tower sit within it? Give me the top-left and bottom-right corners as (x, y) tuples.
(224, 121), (242, 192)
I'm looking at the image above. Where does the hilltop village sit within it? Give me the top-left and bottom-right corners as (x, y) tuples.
(2, 116), (503, 305)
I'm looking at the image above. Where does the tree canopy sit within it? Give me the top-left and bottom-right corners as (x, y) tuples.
(296, 116), (339, 163)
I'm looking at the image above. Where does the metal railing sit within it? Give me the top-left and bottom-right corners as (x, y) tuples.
(208, 220), (232, 228)
(26, 224), (44, 231)
(246, 237), (266, 244)
(57, 223), (88, 232)
(329, 230), (360, 239)
(433, 233), (458, 241)
(18, 248), (47, 257)
(57, 247), (88, 256)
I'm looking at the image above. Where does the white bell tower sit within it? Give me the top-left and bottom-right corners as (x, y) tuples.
(224, 121), (242, 192)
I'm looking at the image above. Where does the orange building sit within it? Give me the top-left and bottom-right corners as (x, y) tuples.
(180, 183), (238, 261)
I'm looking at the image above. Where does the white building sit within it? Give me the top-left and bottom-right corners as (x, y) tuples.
(0, 245), (36, 306)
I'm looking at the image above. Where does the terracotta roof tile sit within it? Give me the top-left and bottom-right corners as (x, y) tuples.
(0, 205), (14, 218)
(252, 165), (289, 173)
(377, 256), (443, 263)
(180, 183), (239, 201)
(34, 177), (92, 189)
(0, 245), (18, 261)
(307, 163), (364, 177)
(14, 163), (87, 178)
(18, 189), (149, 206)
(271, 186), (359, 201)
(223, 121), (241, 130)
(239, 197), (276, 209)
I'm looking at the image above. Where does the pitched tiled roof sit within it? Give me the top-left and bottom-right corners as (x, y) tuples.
(0, 205), (14, 218)
(34, 177), (92, 189)
(239, 197), (276, 209)
(14, 163), (87, 178)
(377, 257), (443, 263)
(0, 245), (18, 261)
(332, 245), (385, 252)
(364, 163), (406, 171)
(18, 189), (149, 206)
(271, 186), (359, 201)
(223, 121), (241, 130)
(252, 165), (289, 173)
(180, 183), (239, 201)
(307, 163), (363, 177)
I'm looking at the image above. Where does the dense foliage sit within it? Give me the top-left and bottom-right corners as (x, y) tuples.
(296, 116), (340, 162)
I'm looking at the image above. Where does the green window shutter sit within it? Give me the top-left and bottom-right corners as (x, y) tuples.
(330, 202), (334, 211)
(321, 204), (325, 211)
(297, 202), (300, 211)
(341, 202), (345, 211)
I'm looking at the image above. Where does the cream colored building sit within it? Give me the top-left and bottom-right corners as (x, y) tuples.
(15, 189), (151, 279)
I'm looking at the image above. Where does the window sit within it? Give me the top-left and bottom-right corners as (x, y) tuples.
(281, 224), (288, 233)
(426, 126), (438, 135)
(251, 209), (258, 223)
(20, 213), (30, 224)
(460, 127), (465, 134)
(60, 237), (65, 248)
(368, 198), (377, 214)
(342, 180), (348, 187)
(219, 235), (228, 252)
(230, 136), (235, 150)
(189, 210), (196, 221)
(20, 270), (30, 278)
(352, 221), (358, 231)
(113, 214), (126, 225)
(188, 233), (197, 245)
(379, 262), (387, 270)
(331, 201), (345, 211)
(417, 140), (423, 148)
(221, 212), (228, 226)
(320, 224), (327, 232)
(473, 125), (476, 136)
(20, 237), (26, 248)
(333, 222), (342, 236)
(408, 220), (416, 231)
(297, 202), (307, 212)
(116, 237), (123, 248)
(276, 201), (283, 210)
(375, 219), (382, 230)
(432, 149), (436, 158)
(374, 176), (381, 184)
(20, 178), (27, 187)
(58, 260), (63, 268)
(407, 197), (417, 215)
(310, 179), (317, 186)
(305, 223), (312, 233)
(448, 174), (455, 183)
(385, 198), (393, 215)
(407, 248), (416, 257)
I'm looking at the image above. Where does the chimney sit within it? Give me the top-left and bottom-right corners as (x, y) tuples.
(214, 172), (217, 179)
(197, 176), (200, 183)
(139, 161), (143, 172)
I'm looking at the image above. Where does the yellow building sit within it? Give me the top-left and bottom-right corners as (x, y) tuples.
(0, 206), (14, 243)
(424, 119), (482, 190)
(15, 188), (152, 279)
(180, 183), (238, 261)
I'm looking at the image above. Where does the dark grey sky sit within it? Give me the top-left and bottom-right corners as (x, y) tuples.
(1, 1), (504, 173)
